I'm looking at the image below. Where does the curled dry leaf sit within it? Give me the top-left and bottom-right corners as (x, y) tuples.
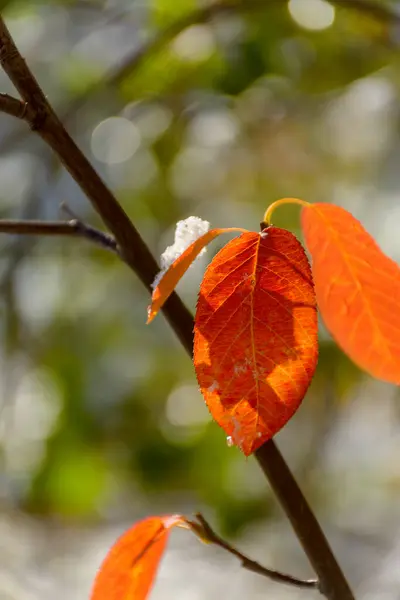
(301, 202), (400, 384)
(194, 227), (318, 455)
(90, 515), (185, 600)
(147, 227), (247, 323)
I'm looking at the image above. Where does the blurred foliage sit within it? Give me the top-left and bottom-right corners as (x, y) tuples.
(0, 0), (400, 540)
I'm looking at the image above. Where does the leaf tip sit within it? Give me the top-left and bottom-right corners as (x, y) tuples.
(146, 303), (157, 324)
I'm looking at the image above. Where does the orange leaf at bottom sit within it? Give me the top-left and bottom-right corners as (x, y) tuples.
(90, 515), (184, 600)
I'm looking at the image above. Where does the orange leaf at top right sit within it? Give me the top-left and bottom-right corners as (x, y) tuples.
(301, 203), (400, 384)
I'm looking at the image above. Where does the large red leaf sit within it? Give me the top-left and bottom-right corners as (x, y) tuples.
(301, 202), (400, 384)
(194, 227), (318, 455)
(147, 227), (247, 323)
(90, 515), (184, 600)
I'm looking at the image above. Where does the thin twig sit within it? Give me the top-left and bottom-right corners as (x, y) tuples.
(106, 0), (400, 84)
(58, 0), (400, 122)
(0, 0), (397, 158)
(0, 218), (119, 253)
(2, 0), (396, 131)
(192, 513), (319, 590)
(331, 0), (400, 25)
(55, 0), (268, 123)
(0, 93), (30, 121)
(0, 12), (355, 600)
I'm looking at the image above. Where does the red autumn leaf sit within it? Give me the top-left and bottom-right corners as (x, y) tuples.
(194, 227), (318, 455)
(147, 227), (247, 323)
(301, 202), (400, 384)
(90, 515), (185, 600)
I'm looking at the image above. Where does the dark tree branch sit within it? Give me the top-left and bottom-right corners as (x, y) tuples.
(58, 0), (400, 122)
(255, 442), (353, 599)
(57, 0), (269, 122)
(331, 0), (400, 25)
(0, 218), (118, 253)
(1, 0), (396, 131)
(0, 12), (356, 600)
(105, 0), (400, 86)
(192, 513), (319, 591)
(0, 16), (194, 354)
(0, 0), (397, 158)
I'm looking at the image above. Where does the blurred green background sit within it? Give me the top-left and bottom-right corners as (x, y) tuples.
(1, 1), (400, 599)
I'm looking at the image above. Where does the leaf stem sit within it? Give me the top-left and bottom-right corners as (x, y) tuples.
(263, 197), (310, 226)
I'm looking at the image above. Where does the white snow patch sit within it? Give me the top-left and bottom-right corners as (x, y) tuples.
(224, 415), (246, 451)
(152, 216), (210, 289)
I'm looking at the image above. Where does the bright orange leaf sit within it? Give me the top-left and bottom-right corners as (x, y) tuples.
(301, 202), (400, 384)
(194, 227), (318, 455)
(147, 228), (247, 323)
(90, 515), (185, 600)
